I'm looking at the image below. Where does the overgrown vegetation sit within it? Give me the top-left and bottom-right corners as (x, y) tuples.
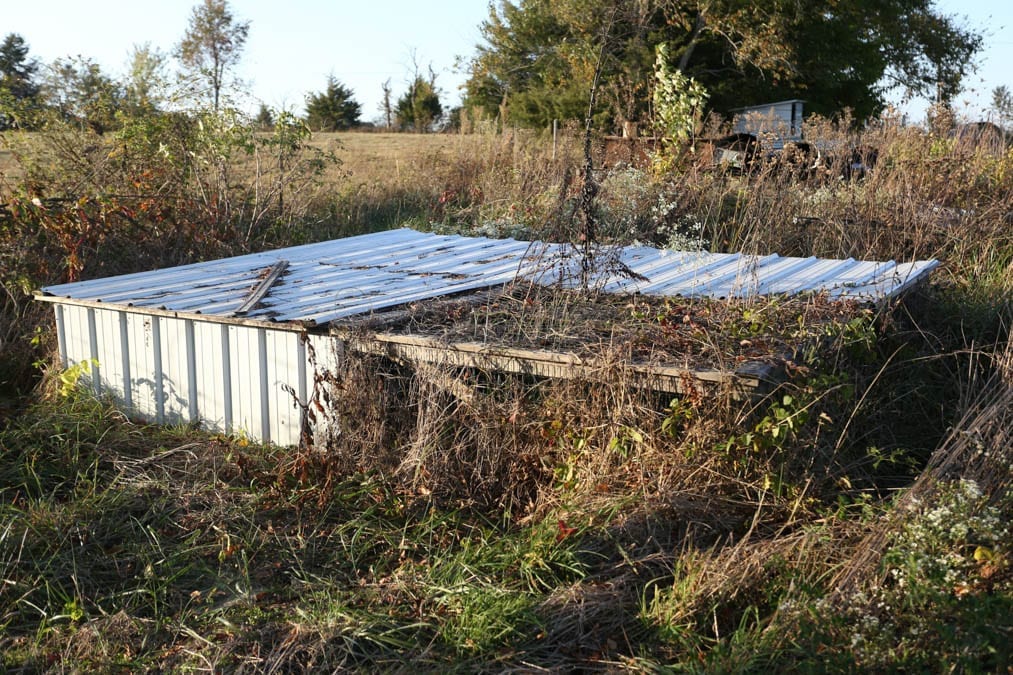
(1, 100), (1011, 669)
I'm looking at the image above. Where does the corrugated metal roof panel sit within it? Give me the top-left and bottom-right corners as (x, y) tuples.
(39, 228), (939, 325)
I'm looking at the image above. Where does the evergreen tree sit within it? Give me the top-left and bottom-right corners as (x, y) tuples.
(396, 76), (442, 132)
(992, 86), (1012, 131)
(255, 103), (275, 130)
(0, 33), (40, 129)
(304, 76), (361, 131)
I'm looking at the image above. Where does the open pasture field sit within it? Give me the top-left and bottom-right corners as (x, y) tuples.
(1, 116), (1011, 671)
(318, 130), (565, 180)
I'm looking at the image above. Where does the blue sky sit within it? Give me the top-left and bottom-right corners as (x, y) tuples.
(3, 0), (1009, 124)
(4, 0), (489, 122)
(900, 0), (1012, 122)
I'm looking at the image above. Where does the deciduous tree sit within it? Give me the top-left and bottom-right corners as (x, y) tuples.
(176, 0), (250, 111)
(123, 43), (167, 116)
(465, 0), (983, 128)
(43, 57), (123, 134)
(380, 78), (393, 129)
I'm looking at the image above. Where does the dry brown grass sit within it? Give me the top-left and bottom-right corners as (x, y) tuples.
(349, 282), (869, 370)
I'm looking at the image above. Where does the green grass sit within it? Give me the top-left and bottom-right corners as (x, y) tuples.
(0, 395), (600, 670)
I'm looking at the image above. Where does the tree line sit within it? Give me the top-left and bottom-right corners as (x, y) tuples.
(0, 0), (446, 134)
(1, 0), (1006, 139)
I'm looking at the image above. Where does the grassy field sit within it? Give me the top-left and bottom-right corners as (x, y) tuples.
(321, 131), (556, 178)
(1, 120), (1011, 671)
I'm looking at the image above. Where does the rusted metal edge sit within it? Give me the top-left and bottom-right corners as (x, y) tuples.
(233, 260), (289, 316)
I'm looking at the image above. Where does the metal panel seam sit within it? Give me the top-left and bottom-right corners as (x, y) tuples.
(119, 311), (132, 409)
(152, 317), (164, 424)
(87, 308), (100, 394)
(297, 334), (307, 443)
(222, 324), (233, 433)
(258, 327), (270, 444)
(186, 319), (198, 424)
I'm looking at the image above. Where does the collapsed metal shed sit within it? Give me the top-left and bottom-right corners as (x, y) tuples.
(36, 228), (939, 446)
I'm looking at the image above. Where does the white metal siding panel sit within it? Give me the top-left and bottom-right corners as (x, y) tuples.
(265, 329), (303, 447)
(125, 314), (157, 421)
(157, 317), (190, 425)
(93, 308), (128, 403)
(220, 324), (233, 433)
(192, 320), (227, 434)
(48, 304), (334, 446)
(118, 312), (132, 409)
(40, 229), (940, 320)
(848, 261), (935, 300)
(54, 305), (67, 365)
(228, 324), (265, 444)
(305, 333), (342, 445)
(736, 256), (817, 297)
(62, 305), (93, 379)
(86, 308), (100, 394)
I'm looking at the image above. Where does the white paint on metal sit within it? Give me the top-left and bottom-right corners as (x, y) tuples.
(185, 320), (198, 421)
(118, 311), (132, 410)
(86, 308), (100, 394)
(55, 305), (67, 367)
(63, 305), (92, 386)
(93, 308), (123, 403)
(152, 315), (164, 424)
(37, 228), (940, 446)
(220, 323), (232, 433)
(258, 327), (270, 444)
(125, 314), (157, 422)
(57, 305), (314, 446)
(547, 244), (938, 302)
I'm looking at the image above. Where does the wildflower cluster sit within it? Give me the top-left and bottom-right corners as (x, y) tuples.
(884, 479), (1009, 595)
(794, 479), (1011, 669)
(655, 217), (707, 252)
(597, 165), (655, 240)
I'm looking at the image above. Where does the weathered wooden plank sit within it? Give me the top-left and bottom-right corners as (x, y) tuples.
(234, 260), (289, 316)
(334, 329), (778, 399)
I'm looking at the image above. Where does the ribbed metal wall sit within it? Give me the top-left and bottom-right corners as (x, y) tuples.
(57, 305), (338, 446)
